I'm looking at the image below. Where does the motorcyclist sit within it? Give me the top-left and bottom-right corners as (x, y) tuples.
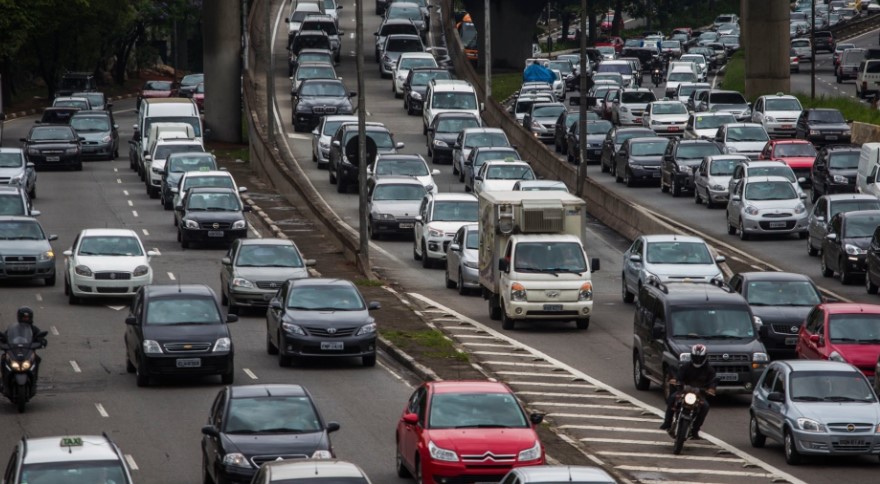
(659, 344), (716, 439)
(1, 307), (47, 387)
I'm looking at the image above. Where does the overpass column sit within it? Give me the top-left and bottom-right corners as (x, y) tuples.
(203, 0), (242, 143)
(742, 0), (790, 99)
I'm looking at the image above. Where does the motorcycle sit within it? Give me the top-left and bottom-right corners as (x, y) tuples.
(667, 385), (704, 454)
(0, 330), (47, 413)
(652, 69), (663, 87)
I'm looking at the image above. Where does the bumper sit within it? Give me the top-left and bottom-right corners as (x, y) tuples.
(792, 429), (880, 457)
(214, 465), (254, 484)
(423, 458), (544, 483)
(764, 123), (797, 137)
(506, 300), (593, 320)
(81, 142), (113, 159)
(279, 332), (377, 358)
(808, 134), (852, 145)
(431, 145), (453, 161)
(372, 219), (416, 235)
(28, 154), (81, 169)
(229, 287), (279, 308)
(706, 188), (730, 203)
(824, 181), (857, 194)
(650, 125), (686, 137)
(672, 172), (696, 191)
(425, 237), (453, 261)
(408, 97), (424, 112)
(628, 165), (662, 181)
(584, 146), (603, 162)
(460, 265), (480, 288)
(141, 353), (233, 377)
(338, 162), (359, 184)
(316, 145), (331, 165)
(180, 228), (248, 244)
(149, 170), (162, 187)
(72, 274), (152, 298)
(530, 130), (554, 142)
(741, 215), (808, 235)
(293, 112), (322, 130)
(0, 262), (55, 280)
(842, 255), (867, 275)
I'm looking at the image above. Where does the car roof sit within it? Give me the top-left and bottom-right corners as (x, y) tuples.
(289, 278), (356, 288)
(183, 170), (233, 178)
(189, 186), (237, 194)
(514, 465), (616, 481)
(484, 159), (530, 167)
(79, 228), (140, 238)
(376, 154), (424, 161)
(22, 435), (122, 465)
(265, 460), (369, 480)
(823, 193), (879, 202)
(778, 360), (862, 373)
(463, 127), (505, 134)
(643, 234), (707, 244)
(743, 160), (786, 167)
(628, 136), (668, 144)
(0, 147), (24, 154)
(239, 238), (294, 248)
(71, 110), (111, 118)
(650, 281), (743, 302)
(156, 139), (203, 146)
(229, 384), (307, 398)
(429, 192), (478, 202)
(386, 33), (422, 40)
(429, 380), (512, 393)
(298, 48), (333, 55)
(399, 52), (435, 59)
(372, 176), (426, 186)
(723, 122), (763, 128)
(705, 154), (749, 162)
(744, 176), (795, 184)
(144, 284), (216, 297)
(738, 271), (813, 283)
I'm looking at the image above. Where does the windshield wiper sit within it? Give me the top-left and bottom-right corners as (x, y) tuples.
(832, 337), (860, 342)
(824, 396), (859, 402)
(701, 334), (746, 339)
(453, 424), (514, 429)
(205, 206), (233, 211)
(257, 427), (311, 433)
(544, 267), (585, 275)
(791, 395), (823, 401)
(164, 321), (215, 326)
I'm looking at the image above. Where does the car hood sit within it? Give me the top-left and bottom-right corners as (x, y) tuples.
(0, 240), (52, 254)
(750, 199), (803, 211)
(222, 431), (327, 459)
(482, 180), (522, 192)
(765, 110), (801, 119)
(645, 263), (721, 279)
(371, 199), (421, 217)
(78, 130), (112, 142)
(809, 122), (849, 132)
(828, 168), (857, 177)
(790, 401), (880, 423)
(0, 167), (26, 178)
(165, 172), (185, 186)
(74, 255), (149, 272)
(711, 104), (749, 114)
(28, 141), (77, 149)
(425, 428), (538, 456)
(749, 305), (812, 324)
(432, 109), (481, 121)
(434, 132), (458, 144)
(651, 114), (688, 123)
(584, 134), (605, 145)
(628, 155), (663, 166)
(707, 175), (732, 187)
(426, 221), (474, 235)
(669, 338), (764, 355)
(143, 323), (229, 342)
(843, 236), (871, 250)
(411, 85), (429, 96)
(183, 210), (245, 222)
(830, 344), (880, 371)
(297, 96), (354, 110)
(235, 266), (310, 282)
(282, 309), (372, 325)
(725, 140), (766, 153)
(533, 115), (559, 124)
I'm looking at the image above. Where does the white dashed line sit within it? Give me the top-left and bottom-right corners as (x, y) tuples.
(127, 200), (134, 207)
(124, 455), (139, 471)
(248, 224), (262, 238)
(113, 168), (118, 172)
(95, 403), (109, 417)
(70, 360), (81, 373)
(35, 294), (42, 302)
(167, 272), (176, 281)
(132, 210), (138, 217)
(123, 190), (129, 196)
(50, 326), (59, 335)
(142, 229), (150, 236)
(117, 178), (122, 184)
(243, 368), (259, 380)
(349, 32), (354, 39)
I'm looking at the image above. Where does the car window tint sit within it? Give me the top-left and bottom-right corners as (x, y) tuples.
(146, 297), (221, 325)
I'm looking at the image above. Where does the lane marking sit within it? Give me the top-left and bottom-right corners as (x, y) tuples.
(95, 403), (109, 418)
(117, 178), (122, 184)
(243, 368), (259, 380)
(113, 168), (118, 173)
(508, 381), (596, 389)
(518, 392), (618, 400)
(167, 272), (176, 281)
(531, 401), (640, 411)
(127, 200), (134, 207)
(123, 190), (129, 196)
(132, 210), (138, 217)
(495, 371), (578, 379)
(600, 451), (743, 463)
(287, 133), (311, 140)
(583, 437), (714, 448)
(106, 305), (127, 311)
(248, 223), (262, 238)
(70, 360), (81, 373)
(124, 454), (139, 471)
(50, 326), (59, 335)
(471, 351), (533, 357)
(483, 360), (557, 368)
(615, 466), (772, 478)
(35, 294), (42, 302)
(460, 342), (516, 348)
(560, 424), (667, 433)
(142, 229), (150, 236)
(378, 360), (412, 387)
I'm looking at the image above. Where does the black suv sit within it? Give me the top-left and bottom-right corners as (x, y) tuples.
(328, 122), (403, 192)
(20, 125), (83, 171)
(124, 284), (237, 387)
(632, 279), (768, 398)
(599, 126), (655, 176)
(426, 112), (481, 163)
(291, 79), (356, 132)
(403, 67), (451, 115)
(810, 144), (859, 201)
(300, 14), (342, 63)
(813, 31), (835, 54)
(56, 72), (96, 97)
(175, 187), (250, 248)
(795, 108), (851, 146)
(660, 138), (722, 197)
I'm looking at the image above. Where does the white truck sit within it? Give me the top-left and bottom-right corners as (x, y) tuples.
(479, 191), (599, 330)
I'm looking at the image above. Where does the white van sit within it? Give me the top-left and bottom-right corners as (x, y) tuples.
(146, 122), (196, 158)
(856, 59), (880, 99)
(857, 142), (880, 198)
(422, 79), (482, 135)
(134, 98), (202, 180)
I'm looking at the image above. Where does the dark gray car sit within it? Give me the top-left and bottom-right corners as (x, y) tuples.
(462, 147), (520, 193)
(160, 152), (218, 210)
(806, 194), (880, 257)
(0, 216), (57, 286)
(220, 238), (313, 314)
(70, 111), (118, 161)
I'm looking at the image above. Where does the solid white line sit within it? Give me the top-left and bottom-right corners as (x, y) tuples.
(286, 133), (310, 139)
(248, 223), (262, 238)
(113, 168), (118, 172)
(443, 325), (484, 331)
(450, 334), (498, 339)
(507, 381), (596, 389)
(132, 210), (138, 217)
(482, 361), (557, 368)
(559, 424), (666, 433)
(123, 190), (129, 196)
(243, 368), (258, 380)
(518, 391), (617, 400)
(601, 451), (742, 463)
(167, 272), (176, 281)
(124, 454), (139, 471)
(553, 413), (658, 423)
(582, 437), (714, 448)
(532, 401), (639, 411)
(615, 466), (771, 478)
(50, 326), (59, 336)
(35, 294), (42, 302)
(95, 403), (109, 417)
(142, 229), (149, 236)
(378, 360), (412, 387)
(471, 351), (533, 357)
(70, 360), (81, 373)
(127, 200), (133, 207)
(494, 371), (577, 379)
(460, 342), (516, 348)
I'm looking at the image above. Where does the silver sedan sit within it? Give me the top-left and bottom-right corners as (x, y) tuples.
(444, 223), (479, 295)
(727, 176), (808, 240)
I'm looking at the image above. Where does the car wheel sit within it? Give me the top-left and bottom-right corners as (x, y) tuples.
(221, 369), (234, 384)
(68, 285), (79, 305)
(458, 169), (464, 183)
(336, 172), (345, 193)
(625, 169), (636, 187)
(413, 241), (422, 261)
(369, 220), (379, 240)
(821, 255), (834, 277)
(633, 351), (650, 390)
(44, 273), (55, 286)
(738, 219), (750, 240)
(407, 101), (414, 116)
(622, 276), (635, 303)
(488, 296), (502, 321)
(457, 271), (467, 296)
(421, 242), (431, 269)
(362, 353), (377, 367)
(29, 185), (36, 200)
(784, 428), (802, 465)
(221, 289), (228, 306)
(395, 445), (411, 478)
(867, 273), (879, 294)
(278, 338), (292, 368)
(671, 177), (682, 197)
(749, 413), (767, 448)
(228, 301), (239, 315)
(694, 188), (702, 204)
(501, 306), (515, 330)
(807, 237), (819, 256)
(329, 165), (337, 184)
(202, 454), (215, 484)
(135, 359), (149, 387)
(615, 166), (623, 183)
(266, 330), (279, 355)
(839, 258), (853, 284)
(660, 177), (669, 193)
(126, 353), (136, 373)
(727, 220), (737, 236)
(445, 266), (456, 289)
(576, 318), (589, 330)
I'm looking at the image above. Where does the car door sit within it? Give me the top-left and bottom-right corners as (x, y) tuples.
(797, 307), (824, 360)
(868, 226), (880, 287)
(661, 142), (675, 187)
(623, 237), (644, 293)
(728, 164), (743, 194)
(448, 227), (464, 281)
(752, 365), (777, 437)
(614, 140), (628, 175)
(203, 389), (227, 480)
(823, 214), (843, 272)
(414, 197), (429, 252)
(125, 290), (145, 365)
(695, 158), (708, 197)
(400, 386), (426, 471)
(474, 164), (487, 195)
(765, 369), (788, 440)
(645, 297), (667, 379)
(808, 197), (828, 249)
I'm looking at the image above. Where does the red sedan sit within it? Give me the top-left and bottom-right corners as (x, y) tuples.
(136, 79), (177, 109)
(796, 303), (880, 378)
(395, 381), (545, 483)
(759, 139), (817, 183)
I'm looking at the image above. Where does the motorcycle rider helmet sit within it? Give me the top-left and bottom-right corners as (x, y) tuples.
(16, 307), (34, 325)
(691, 344), (708, 368)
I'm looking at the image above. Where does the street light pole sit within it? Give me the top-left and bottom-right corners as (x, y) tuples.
(265, 0), (274, 143)
(485, 0), (491, 99)
(356, 0), (370, 274)
(810, 0), (816, 100)
(577, 0), (587, 196)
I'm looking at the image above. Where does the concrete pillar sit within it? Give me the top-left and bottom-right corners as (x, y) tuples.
(742, 0), (790, 99)
(464, 0), (546, 70)
(203, 0), (242, 143)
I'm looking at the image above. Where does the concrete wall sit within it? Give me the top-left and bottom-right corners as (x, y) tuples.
(741, 0), (791, 99)
(853, 121), (880, 144)
(203, 0), (242, 143)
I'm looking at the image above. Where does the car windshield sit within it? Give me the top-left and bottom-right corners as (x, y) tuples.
(710, 158), (742, 175)
(678, 144), (721, 160)
(181, 74), (204, 86)
(726, 126), (768, 142)
(387, 5), (421, 20)
(775, 143), (817, 157)
(828, 152), (859, 170)
(515, 99), (540, 114)
(695, 114), (736, 129)
(667, 72), (697, 83)
(144, 116), (202, 137)
(474, 150), (518, 167)
(386, 38), (423, 52)
(287, 284), (365, 310)
(746, 280), (820, 306)
(298, 52), (332, 63)
(21, 461), (128, 484)
(435, 117), (480, 133)
(465, 230), (479, 249)
(146, 297), (221, 325)
(0, 220), (44, 240)
(373, 183), (426, 201)
(710, 92), (747, 105)
(187, 192), (241, 211)
(792, 39), (810, 48)
(237, 244), (304, 267)
(700, 32), (719, 40)
(0, 195), (26, 215)
(169, 154), (216, 173)
(0, 152), (24, 168)
(321, 119), (351, 136)
(587, 120), (613, 135)
(432, 201), (478, 222)
(748, 166), (794, 182)
(646, 241), (713, 264)
(671, 308), (755, 339)
(765, 98), (802, 111)
(300, 81), (346, 96)
(615, 129), (654, 144)
(183, 176), (235, 191)
(71, 116), (111, 132)
(31, 127), (76, 141)
(433, 92), (477, 110)
(381, 23), (418, 36)
(809, 110), (846, 123)
(428, 392), (528, 429)
(375, 159), (429, 176)
(514, 242), (586, 273)
(548, 61), (572, 74)
(399, 57), (436, 70)
(630, 141), (668, 156)
(486, 164), (534, 180)
(55, 99), (89, 110)
(289, 10), (315, 22)
(844, 50), (866, 64)
(225, 396), (322, 433)
(677, 85), (702, 97)
(829, 313), (880, 344)
(343, 130), (395, 149)
(412, 70), (451, 86)
(622, 91), (656, 103)
(531, 105), (565, 118)
(745, 181), (797, 200)
(597, 46), (615, 55)
(296, 66), (335, 80)
(652, 103), (687, 115)
(144, 80), (172, 90)
(465, 132), (509, 148)
(598, 63), (632, 75)
(790, 371), (876, 402)
(720, 35), (739, 45)
(155, 144), (205, 160)
(831, 201), (880, 220)
(302, 21), (338, 36)
(79, 236), (143, 256)
(845, 214), (880, 237)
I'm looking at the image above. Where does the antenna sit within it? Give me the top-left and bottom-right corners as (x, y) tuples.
(177, 274), (182, 293)
(568, 464), (573, 482)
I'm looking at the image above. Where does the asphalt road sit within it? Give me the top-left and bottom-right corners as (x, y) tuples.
(790, 27), (880, 100)
(0, 100), (417, 483)
(270, 1), (880, 482)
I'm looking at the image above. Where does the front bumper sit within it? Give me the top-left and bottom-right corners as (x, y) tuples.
(0, 261), (55, 281)
(506, 300), (593, 320)
(229, 287), (280, 308)
(841, 254), (868, 275)
(530, 129), (554, 142)
(141, 352), (233, 377)
(422, 457), (544, 483)
(649, 124), (686, 137)
(824, 179), (857, 194)
(460, 265), (480, 288)
(408, 96), (424, 112)
(80, 142), (113, 159)
(808, 133), (852, 145)
(279, 331), (376, 358)
(628, 164), (662, 182)
(764, 122), (797, 138)
(293, 111), (323, 131)
(706, 187), (730, 203)
(425, 236), (453, 261)
(741, 214), (808, 235)
(792, 428), (880, 456)
(372, 218), (416, 235)
(431, 144), (453, 161)
(71, 273), (151, 298)
(672, 171), (696, 191)
(180, 228), (248, 244)
(27, 153), (81, 169)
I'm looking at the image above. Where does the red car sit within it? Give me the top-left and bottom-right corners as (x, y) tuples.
(796, 303), (880, 378)
(193, 82), (205, 112)
(137, 79), (177, 109)
(759, 139), (817, 183)
(395, 381), (545, 483)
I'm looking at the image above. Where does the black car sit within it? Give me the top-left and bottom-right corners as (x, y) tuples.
(660, 138), (722, 196)
(329, 123), (403, 192)
(807, 194), (880, 257)
(813, 31), (835, 53)
(124, 284), (237, 387)
(821, 210), (880, 284)
(201, 384), (340, 484)
(810, 144), (859, 201)
(37, 107), (79, 125)
(20, 125), (82, 171)
(300, 14), (343, 64)
(56, 72), (96, 97)
(426, 112), (480, 164)
(160, 152), (218, 210)
(554, 110), (599, 154)
(566, 119), (612, 165)
(291, 79), (356, 132)
(403, 67), (451, 115)
(176, 187), (250, 248)
(599, 126), (655, 176)
(289, 48), (333, 77)
(613, 136), (669, 186)
(728, 272), (823, 359)
(266, 278), (381, 367)
(795, 108), (851, 146)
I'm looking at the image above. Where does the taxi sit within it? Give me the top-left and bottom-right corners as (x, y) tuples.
(2, 434), (134, 483)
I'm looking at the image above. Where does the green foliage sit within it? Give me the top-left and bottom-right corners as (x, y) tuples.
(796, 95), (880, 126)
(381, 329), (470, 362)
(491, 72), (523, 103)
(719, 50), (745, 93)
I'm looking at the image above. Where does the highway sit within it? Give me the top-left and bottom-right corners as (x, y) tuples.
(790, 27), (878, 100)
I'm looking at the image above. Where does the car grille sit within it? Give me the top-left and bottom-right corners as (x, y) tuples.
(313, 106), (338, 115)
(541, 123), (555, 130)
(460, 452), (516, 463)
(255, 281), (284, 290)
(200, 222), (232, 229)
(771, 324), (800, 334)
(0, 177), (12, 184)
(163, 342), (212, 353)
(710, 364), (751, 374)
(5, 256), (36, 263)
(96, 287), (130, 294)
(94, 271), (132, 280)
(793, 168), (811, 179)
(763, 213), (793, 218)
(708, 353), (749, 362)
(251, 454), (309, 467)
(827, 423), (874, 433)
(305, 326), (358, 337)
(759, 220), (796, 230)
(832, 441), (873, 452)
(775, 118), (797, 124)
(40, 150), (64, 155)
(82, 141), (100, 145)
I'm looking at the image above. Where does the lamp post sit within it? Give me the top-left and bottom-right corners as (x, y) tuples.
(485, 0), (491, 99)
(576, 0), (588, 196)
(356, 0), (370, 274)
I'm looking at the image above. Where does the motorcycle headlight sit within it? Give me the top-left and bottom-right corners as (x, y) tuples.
(212, 337), (231, 352)
(356, 322), (376, 336)
(282, 322), (306, 335)
(845, 244), (866, 255)
(744, 205), (759, 216)
(518, 440), (542, 462)
(74, 264), (92, 277)
(797, 418), (827, 433)
(828, 350), (845, 362)
(428, 441), (458, 462)
(10, 361), (20, 371)
(142, 340), (163, 354)
(428, 227), (444, 238)
(38, 250), (54, 262)
(411, 91), (422, 100)
(578, 282), (593, 301)
(232, 220), (246, 229)
(511, 282), (527, 302)
(311, 450), (333, 459)
(683, 392), (698, 405)
(184, 219), (199, 229)
(794, 203), (806, 214)
(132, 265), (150, 277)
(21, 360), (31, 371)
(232, 277), (254, 288)
(433, 139), (448, 147)
(463, 259), (479, 269)
(833, 175), (849, 184)
(222, 453), (253, 468)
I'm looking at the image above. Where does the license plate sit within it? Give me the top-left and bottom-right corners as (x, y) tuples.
(839, 439), (866, 446)
(717, 373), (739, 382)
(46, 156), (60, 162)
(207, 230), (224, 237)
(6, 264), (31, 271)
(320, 341), (344, 350)
(652, 172), (661, 178)
(634, 118), (642, 123)
(668, 126), (680, 131)
(782, 125), (792, 129)
(785, 337), (798, 346)
(176, 358), (201, 368)
(826, 135), (838, 140)
(769, 221), (787, 228)
(543, 304), (563, 311)
(399, 223), (414, 229)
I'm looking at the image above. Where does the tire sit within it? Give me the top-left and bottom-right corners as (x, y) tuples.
(807, 237), (819, 256)
(600, 159), (609, 173)
(202, 455), (215, 484)
(329, 165), (337, 184)
(29, 185), (36, 200)
(126, 355), (135, 373)
(267, 331), (279, 355)
(407, 101), (414, 116)
(336, 173), (345, 193)
(413, 242), (422, 261)
(369, 221), (379, 240)
(576, 318), (590, 330)
(625, 169), (635, 187)
(221, 290), (228, 306)
(228, 302), (239, 315)
(501, 308), (515, 330)
(673, 417), (688, 455)
(738, 219), (750, 240)
(867, 272), (879, 294)
(445, 267), (456, 289)
(15, 387), (26, 413)
(784, 429), (802, 465)
(135, 361), (149, 387)
(457, 271), (467, 296)
(421, 242), (431, 269)
(671, 177), (682, 197)
(727, 221), (737, 236)
(279, 351), (292, 368)
(362, 353), (377, 367)
(797, 231), (808, 240)
(821, 256), (834, 277)
(221, 370), (234, 384)
(68, 286), (79, 305)
(749, 413), (766, 448)
(488, 297), (502, 320)
(694, 188), (702, 204)
(622, 276), (635, 303)
(633, 352), (650, 390)
(396, 446), (411, 478)
(615, 166), (623, 183)
(44, 274), (55, 286)
(839, 258), (853, 284)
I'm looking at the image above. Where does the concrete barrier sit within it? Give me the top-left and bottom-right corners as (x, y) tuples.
(853, 121), (880, 144)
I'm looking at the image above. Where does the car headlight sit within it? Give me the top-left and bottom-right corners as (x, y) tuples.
(510, 282), (527, 302)
(64, 148), (79, 155)
(578, 282), (593, 301)
(678, 164), (691, 173)
(428, 227), (444, 238)
(212, 337), (231, 352)
(428, 441), (459, 462)
(828, 350), (845, 362)
(142, 340), (162, 354)
(282, 322), (306, 335)
(651, 120), (660, 125)
(411, 91), (422, 100)
(8, 174), (23, 184)
(797, 418), (827, 433)
(845, 244), (866, 255)
(101, 135), (112, 143)
(222, 453), (253, 468)
(744, 205), (759, 216)
(152, 166), (162, 174)
(531, 120), (543, 130)
(375, 213), (396, 221)
(832, 175), (848, 184)
(28, 148), (39, 155)
(232, 277), (254, 288)
(132, 265), (150, 277)
(810, 129), (821, 136)
(74, 264), (92, 277)
(356, 322), (376, 336)
(184, 219), (199, 229)
(710, 184), (726, 191)
(753, 352), (769, 363)
(433, 139), (448, 147)
(726, 146), (737, 153)
(311, 450), (333, 459)
(765, 116), (776, 122)
(463, 259), (478, 269)
(742, 108), (751, 117)
(319, 140), (330, 149)
(843, 129), (851, 136)
(38, 250), (54, 262)
(518, 440), (542, 462)
(794, 203), (806, 214)
(619, 106), (629, 112)
(232, 220), (246, 229)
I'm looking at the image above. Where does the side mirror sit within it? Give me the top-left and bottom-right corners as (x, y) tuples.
(146, 250), (159, 258)
(349, 91), (358, 98)
(332, 140), (341, 147)
(368, 301), (381, 310)
(242, 206), (252, 212)
(221, 257), (232, 265)
(62, 249), (73, 257)
(170, 187), (179, 193)
(591, 258), (600, 272)
(144, 155), (152, 161)
(651, 324), (666, 339)
(414, 215), (423, 222)
(809, 334), (822, 345)
(868, 173), (877, 184)
(26, 162), (35, 168)
(731, 194), (741, 201)
(305, 259), (317, 266)
(48, 234), (58, 241)
(475, 176), (483, 181)
(201, 425), (220, 437)
(395, 142), (405, 149)
(31, 210), (41, 217)
(431, 169), (440, 175)
(498, 258), (510, 272)
(797, 177), (807, 184)
(427, 127), (435, 133)
(826, 233), (838, 241)
(449, 243), (461, 252)
(270, 299), (283, 310)
(227, 314), (238, 323)
(312, 128), (320, 135)
(715, 255), (726, 263)
(238, 187), (248, 193)
(402, 413), (419, 425)
(629, 254), (642, 263)
(480, 102), (485, 112)
(326, 422), (341, 432)
(125, 316), (137, 326)
(529, 413), (544, 425)
(767, 392), (785, 403)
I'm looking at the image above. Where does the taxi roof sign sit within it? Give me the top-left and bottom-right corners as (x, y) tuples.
(60, 437), (83, 447)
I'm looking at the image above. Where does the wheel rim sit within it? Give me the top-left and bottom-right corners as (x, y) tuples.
(785, 433), (792, 458)
(750, 416), (758, 440)
(633, 357), (641, 382)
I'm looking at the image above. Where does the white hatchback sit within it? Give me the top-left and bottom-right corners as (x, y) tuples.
(474, 160), (536, 196)
(63, 229), (158, 304)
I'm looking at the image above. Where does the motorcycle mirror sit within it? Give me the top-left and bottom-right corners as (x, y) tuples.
(529, 412), (544, 425)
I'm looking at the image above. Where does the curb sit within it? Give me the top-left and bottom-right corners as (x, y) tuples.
(2, 92), (138, 120)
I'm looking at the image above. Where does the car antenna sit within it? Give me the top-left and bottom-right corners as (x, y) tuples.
(568, 465), (573, 481)
(178, 274), (182, 293)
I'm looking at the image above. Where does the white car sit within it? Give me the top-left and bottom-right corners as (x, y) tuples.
(693, 154), (749, 208)
(664, 68), (699, 99)
(172, 170), (247, 214)
(473, 160), (536, 196)
(611, 88), (656, 125)
(550, 69), (566, 100)
(715, 122), (770, 160)
(680, 54), (709, 80)
(751, 93), (803, 139)
(684, 112), (736, 139)
(393, 52), (437, 98)
(63, 229), (158, 304)
(311, 115), (357, 167)
(368, 153), (440, 194)
(413, 192), (478, 268)
(726, 175), (808, 240)
(642, 101), (689, 137)
(146, 138), (205, 199)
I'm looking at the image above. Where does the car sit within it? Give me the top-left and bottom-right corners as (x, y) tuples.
(266, 278), (380, 366)
(820, 210), (880, 284)
(172, 170), (247, 216)
(160, 152), (218, 210)
(683, 112), (736, 141)
(37, 106), (79, 125)
(759, 139), (817, 184)
(300, 14), (342, 63)
(642, 101), (689, 137)
(367, 176), (427, 239)
(463, 147), (521, 192)
(291, 79), (356, 132)
(52, 96), (91, 111)
(660, 138), (723, 196)
(836, 47), (865, 83)
(621, 234), (724, 302)
(290, 62), (337, 97)
(452, 127), (510, 179)
(566, 119), (613, 165)
(136, 80), (176, 109)
(0, 216), (57, 286)
(790, 48), (800, 73)
(751, 93), (803, 139)
(201, 384), (339, 483)
(220, 238), (313, 313)
(384, 1), (427, 39)
(795, 108), (852, 146)
(176, 187), (250, 248)
(546, 59), (577, 90)
(445, 223), (479, 295)
(374, 18), (421, 62)
(289, 29), (332, 72)
(715, 122), (770, 160)
(663, 68), (698, 99)
(699, 90), (751, 121)
(63, 228), (157, 304)
(251, 459), (372, 483)
(146, 138), (205, 198)
(750, 360), (880, 465)
(500, 465), (616, 484)
(56, 72), (97, 97)
(609, 88), (655, 126)
(413, 192), (478, 268)
(328, 122), (403, 191)
(512, 180), (568, 192)
(124, 284), (237, 386)
(2, 434), (134, 484)
(288, 47), (333, 77)
(395, 381), (545, 482)
(193, 84), (205, 112)
(813, 30), (836, 53)
(0, 148), (36, 200)
(791, 38), (812, 61)
(694, 154), (747, 208)
(524, 102), (567, 143)
(69, 110), (118, 161)
(426, 112), (481, 163)
(554, 110), (599, 154)
(807, 194), (880, 258)
(832, 43), (854, 67)
(311, 114), (357, 169)
(727, 176), (809, 240)
(510, 94), (554, 126)
(403, 67), (451, 115)
(728, 159), (807, 199)
(474, 160), (536, 196)
(729, 272), (823, 358)
(797, 303), (880, 378)
(0, 186), (37, 217)
(286, 4), (323, 43)
(177, 73), (204, 98)
(599, 126), (655, 175)
(613, 136), (668, 187)
(380, 33), (425, 78)
(392, 52), (437, 98)
(674, 81), (708, 104)
(20, 124), (82, 171)
(369, 154), (439, 196)
(73, 92), (111, 111)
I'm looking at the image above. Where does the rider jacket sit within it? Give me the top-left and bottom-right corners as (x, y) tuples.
(676, 361), (717, 391)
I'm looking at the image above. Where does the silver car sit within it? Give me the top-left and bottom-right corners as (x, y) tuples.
(694, 154), (748, 208)
(220, 238), (313, 314)
(367, 177), (426, 239)
(444, 223), (479, 295)
(727, 176), (808, 240)
(806, 194), (880, 257)
(716, 123), (770, 160)
(0, 148), (36, 200)
(500, 465), (616, 483)
(621, 234), (724, 302)
(312, 115), (357, 168)
(0, 216), (57, 286)
(750, 360), (880, 465)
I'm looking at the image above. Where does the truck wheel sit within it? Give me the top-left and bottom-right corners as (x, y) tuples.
(575, 318), (590, 330)
(501, 309), (515, 330)
(488, 297), (502, 320)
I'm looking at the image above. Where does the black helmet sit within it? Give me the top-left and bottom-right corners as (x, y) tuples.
(691, 344), (708, 368)
(17, 307), (34, 325)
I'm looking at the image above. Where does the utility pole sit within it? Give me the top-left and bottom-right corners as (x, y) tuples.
(810, 0), (815, 100)
(265, 0), (274, 143)
(546, 3), (552, 55)
(485, 0), (491, 99)
(356, 0), (371, 274)
(577, 0), (588, 196)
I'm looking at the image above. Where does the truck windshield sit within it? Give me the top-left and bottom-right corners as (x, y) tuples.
(514, 242), (586, 273)
(671, 308), (755, 339)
